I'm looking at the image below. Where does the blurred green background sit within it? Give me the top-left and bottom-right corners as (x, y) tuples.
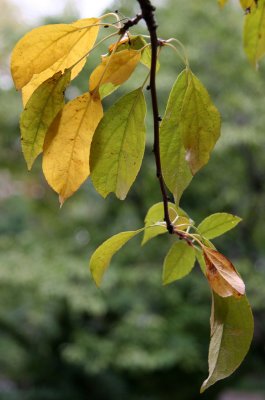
(1, 0), (265, 399)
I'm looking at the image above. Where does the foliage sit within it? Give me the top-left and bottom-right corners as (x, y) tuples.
(5, 0), (264, 394)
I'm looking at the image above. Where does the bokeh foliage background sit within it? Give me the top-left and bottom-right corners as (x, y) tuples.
(0, 0), (265, 399)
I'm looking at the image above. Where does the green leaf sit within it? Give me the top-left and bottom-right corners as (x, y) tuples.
(244, 0), (265, 66)
(201, 293), (254, 392)
(160, 69), (193, 203)
(197, 213), (242, 239)
(99, 82), (118, 99)
(20, 70), (71, 170)
(142, 202), (191, 245)
(89, 229), (143, 287)
(163, 241), (195, 285)
(160, 69), (220, 203)
(90, 88), (146, 200)
(181, 70), (221, 175)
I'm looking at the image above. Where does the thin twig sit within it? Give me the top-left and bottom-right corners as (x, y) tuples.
(118, 13), (143, 35)
(137, 0), (173, 234)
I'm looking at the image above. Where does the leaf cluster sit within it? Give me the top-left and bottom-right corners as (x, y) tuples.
(10, 2), (263, 392)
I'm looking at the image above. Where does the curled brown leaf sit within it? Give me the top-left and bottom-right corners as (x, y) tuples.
(203, 246), (245, 298)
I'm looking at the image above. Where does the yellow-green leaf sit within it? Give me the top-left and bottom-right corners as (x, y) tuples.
(160, 70), (193, 203)
(43, 92), (103, 204)
(161, 67), (220, 199)
(201, 293), (254, 392)
(90, 229), (143, 287)
(99, 82), (118, 100)
(11, 17), (100, 90)
(163, 241), (195, 285)
(90, 88), (146, 200)
(197, 213), (242, 239)
(89, 49), (141, 94)
(142, 202), (191, 245)
(181, 70), (221, 175)
(20, 70), (71, 170)
(244, 0), (265, 66)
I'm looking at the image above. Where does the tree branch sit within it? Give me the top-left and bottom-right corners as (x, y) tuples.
(118, 14), (143, 35)
(137, 0), (173, 234)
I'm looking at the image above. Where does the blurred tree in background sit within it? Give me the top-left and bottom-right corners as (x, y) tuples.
(0, 0), (265, 399)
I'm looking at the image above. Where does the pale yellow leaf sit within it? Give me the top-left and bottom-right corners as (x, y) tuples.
(42, 92), (103, 204)
(11, 17), (100, 90)
(89, 49), (141, 94)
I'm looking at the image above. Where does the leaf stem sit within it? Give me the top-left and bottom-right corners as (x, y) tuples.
(164, 42), (187, 67)
(166, 38), (189, 67)
(69, 31), (118, 72)
(137, 0), (173, 234)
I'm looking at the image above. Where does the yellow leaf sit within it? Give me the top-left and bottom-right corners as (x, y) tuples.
(22, 59), (86, 107)
(11, 17), (100, 90)
(244, 0), (265, 66)
(42, 92), (103, 204)
(108, 35), (159, 71)
(89, 49), (141, 94)
(240, 0), (255, 9)
(203, 247), (245, 298)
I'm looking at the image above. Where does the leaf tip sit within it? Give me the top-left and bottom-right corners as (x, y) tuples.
(89, 264), (102, 288)
(200, 381), (207, 394)
(26, 159), (33, 171)
(59, 195), (65, 207)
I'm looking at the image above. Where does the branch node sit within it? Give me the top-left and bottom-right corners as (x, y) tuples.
(118, 13), (143, 35)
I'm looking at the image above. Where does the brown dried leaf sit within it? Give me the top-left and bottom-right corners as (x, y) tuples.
(203, 247), (245, 298)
